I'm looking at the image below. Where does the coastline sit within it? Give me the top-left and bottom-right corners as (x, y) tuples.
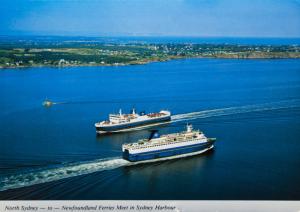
(1, 39), (300, 69)
(1, 54), (299, 69)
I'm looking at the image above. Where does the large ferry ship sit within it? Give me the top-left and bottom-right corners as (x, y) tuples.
(95, 109), (171, 134)
(122, 124), (216, 162)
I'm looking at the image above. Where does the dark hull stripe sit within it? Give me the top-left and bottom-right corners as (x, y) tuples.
(96, 116), (171, 132)
(123, 141), (214, 162)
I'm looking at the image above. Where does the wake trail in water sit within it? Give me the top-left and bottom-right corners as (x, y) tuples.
(1, 99), (299, 192)
(0, 149), (215, 192)
(0, 153), (206, 192)
(171, 100), (300, 123)
(0, 157), (129, 192)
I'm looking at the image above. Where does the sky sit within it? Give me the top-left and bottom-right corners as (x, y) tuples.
(0, 0), (300, 37)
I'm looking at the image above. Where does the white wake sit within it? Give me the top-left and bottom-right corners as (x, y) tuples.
(1, 99), (299, 192)
(171, 100), (300, 123)
(0, 157), (129, 192)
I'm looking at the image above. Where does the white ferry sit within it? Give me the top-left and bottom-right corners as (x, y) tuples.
(95, 108), (171, 134)
(122, 124), (216, 162)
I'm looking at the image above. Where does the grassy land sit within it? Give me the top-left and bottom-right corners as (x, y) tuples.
(0, 40), (299, 68)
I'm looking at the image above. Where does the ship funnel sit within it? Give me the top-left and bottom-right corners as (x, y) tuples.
(131, 108), (136, 115)
(186, 124), (193, 132)
(149, 130), (160, 140)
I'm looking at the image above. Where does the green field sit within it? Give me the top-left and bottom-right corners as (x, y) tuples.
(1, 40), (299, 68)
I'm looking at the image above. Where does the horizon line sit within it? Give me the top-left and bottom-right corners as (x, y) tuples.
(1, 34), (300, 39)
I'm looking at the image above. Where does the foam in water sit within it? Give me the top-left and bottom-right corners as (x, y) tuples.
(1, 99), (299, 192)
(171, 100), (300, 123)
(0, 157), (130, 192)
(0, 148), (216, 192)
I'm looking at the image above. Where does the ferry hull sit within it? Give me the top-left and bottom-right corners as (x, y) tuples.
(96, 115), (171, 134)
(123, 141), (214, 162)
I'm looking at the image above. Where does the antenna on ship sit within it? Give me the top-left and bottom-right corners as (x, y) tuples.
(119, 109), (122, 116)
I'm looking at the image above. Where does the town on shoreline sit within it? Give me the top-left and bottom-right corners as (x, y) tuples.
(1, 37), (299, 69)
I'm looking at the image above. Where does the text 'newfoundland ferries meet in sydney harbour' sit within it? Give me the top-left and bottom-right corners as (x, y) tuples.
(95, 108), (171, 134)
(122, 124), (216, 162)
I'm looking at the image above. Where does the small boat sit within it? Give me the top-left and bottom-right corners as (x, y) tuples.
(95, 108), (171, 134)
(122, 124), (216, 162)
(42, 99), (53, 107)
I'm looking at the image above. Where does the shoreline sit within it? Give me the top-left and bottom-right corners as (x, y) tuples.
(1, 41), (299, 70)
(1, 55), (299, 70)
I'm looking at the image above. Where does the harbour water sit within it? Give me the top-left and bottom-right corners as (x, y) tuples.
(0, 58), (299, 200)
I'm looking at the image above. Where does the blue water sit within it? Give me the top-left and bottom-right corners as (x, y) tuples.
(0, 58), (300, 200)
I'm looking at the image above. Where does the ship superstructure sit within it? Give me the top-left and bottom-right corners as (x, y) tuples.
(95, 108), (171, 134)
(122, 124), (215, 162)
